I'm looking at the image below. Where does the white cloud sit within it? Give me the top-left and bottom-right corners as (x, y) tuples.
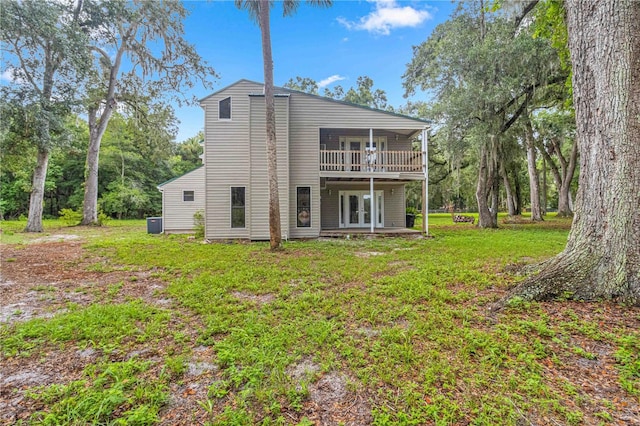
(1, 69), (14, 82)
(0, 69), (23, 84)
(337, 0), (432, 36)
(318, 74), (346, 88)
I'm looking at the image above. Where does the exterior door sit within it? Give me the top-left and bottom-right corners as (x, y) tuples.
(339, 190), (384, 228)
(342, 139), (363, 171)
(340, 137), (387, 172)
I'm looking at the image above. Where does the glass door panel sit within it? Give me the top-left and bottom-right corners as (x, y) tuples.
(348, 195), (360, 225)
(339, 190), (384, 228)
(363, 194), (371, 225)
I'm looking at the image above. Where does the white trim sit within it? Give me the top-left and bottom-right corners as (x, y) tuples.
(422, 127), (429, 235)
(370, 177), (374, 232)
(338, 190), (384, 228)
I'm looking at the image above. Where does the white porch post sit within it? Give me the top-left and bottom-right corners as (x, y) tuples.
(422, 127), (429, 236)
(370, 177), (375, 232)
(369, 128), (375, 232)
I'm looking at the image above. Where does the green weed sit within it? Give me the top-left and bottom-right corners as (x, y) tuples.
(0, 301), (170, 356)
(27, 359), (167, 425)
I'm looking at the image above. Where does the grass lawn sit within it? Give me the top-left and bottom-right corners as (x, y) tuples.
(0, 216), (638, 425)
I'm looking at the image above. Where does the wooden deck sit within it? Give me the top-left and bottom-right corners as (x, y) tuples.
(319, 227), (423, 238)
(320, 150), (425, 173)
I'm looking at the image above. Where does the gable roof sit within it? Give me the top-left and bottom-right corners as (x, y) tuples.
(157, 165), (204, 189)
(199, 79), (431, 126)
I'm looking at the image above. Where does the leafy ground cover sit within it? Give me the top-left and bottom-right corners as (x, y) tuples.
(0, 217), (638, 425)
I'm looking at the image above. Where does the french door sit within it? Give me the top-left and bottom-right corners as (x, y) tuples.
(339, 190), (384, 228)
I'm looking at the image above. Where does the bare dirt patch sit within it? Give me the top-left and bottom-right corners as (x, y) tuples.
(0, 241), (171, 325)
(0, 239), (198, 424)
(30, 234), (82, 244)
(231, 291), (276, 305)
(354, 251), (386, 258)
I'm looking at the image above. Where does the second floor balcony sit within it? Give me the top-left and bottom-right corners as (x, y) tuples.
(319, 149), (425, 180)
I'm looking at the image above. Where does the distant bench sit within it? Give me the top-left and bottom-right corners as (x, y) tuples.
(453, 214), (475, 225)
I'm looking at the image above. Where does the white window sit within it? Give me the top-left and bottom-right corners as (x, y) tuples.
(183, 191), (195, 202)
(219, 97), (231, 120)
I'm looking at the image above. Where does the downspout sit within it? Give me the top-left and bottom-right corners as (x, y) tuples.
(370, 128), (375, 233)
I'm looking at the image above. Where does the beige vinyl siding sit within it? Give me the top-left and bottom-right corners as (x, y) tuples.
(159, 167), (205, 233)
(320, 187), (339, 229)
(384, 184), (407, 228)
(320, 129), (413, 151)
(320, 183), (406, 229)
(249, 95), (290, 240)
(288, 101), (319, 238)
(288, 93), (427, 130)
(201, 80), (262, 239)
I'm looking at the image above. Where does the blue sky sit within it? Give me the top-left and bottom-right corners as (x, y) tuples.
(175, 0), (455, 141)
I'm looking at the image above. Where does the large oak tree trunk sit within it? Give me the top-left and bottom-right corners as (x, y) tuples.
(506, 0), (640, 305)
(258, 0), (282, 250)
(24, 148), (50, 232)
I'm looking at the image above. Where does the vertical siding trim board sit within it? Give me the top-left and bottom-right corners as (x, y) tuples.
(161, 189), (166, 233)
(248, 95), (253, 236)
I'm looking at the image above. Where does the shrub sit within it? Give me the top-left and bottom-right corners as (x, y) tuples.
(193, 210), (205, 239)
(58, 208), (82, 226)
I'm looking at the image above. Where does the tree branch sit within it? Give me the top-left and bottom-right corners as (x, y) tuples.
(9, 39), (42, 96)
(90, 46), (112, 65)
(500, 94), (529, 133)
(514, 1), (539, 29)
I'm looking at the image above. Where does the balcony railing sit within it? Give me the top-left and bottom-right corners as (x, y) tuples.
(320, 150), (424, 173)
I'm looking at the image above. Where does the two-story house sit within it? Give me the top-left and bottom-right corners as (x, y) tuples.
(160, 79), (429, 239)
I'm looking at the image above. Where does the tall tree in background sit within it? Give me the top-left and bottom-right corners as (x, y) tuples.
(283, 76), (319, 95)
(327, 76), (392, 111)
(79, 0), (215, 225)
(533, 110), (577, 217)
(506, 0), (640, 304)
(0, 0), (88, 232)
(235, 0), (331, 250)
(403, 5), (562, 227)
(286, 75), (392, 111)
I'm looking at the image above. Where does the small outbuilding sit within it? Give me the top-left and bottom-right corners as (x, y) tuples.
(157, 165), (205, 234)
